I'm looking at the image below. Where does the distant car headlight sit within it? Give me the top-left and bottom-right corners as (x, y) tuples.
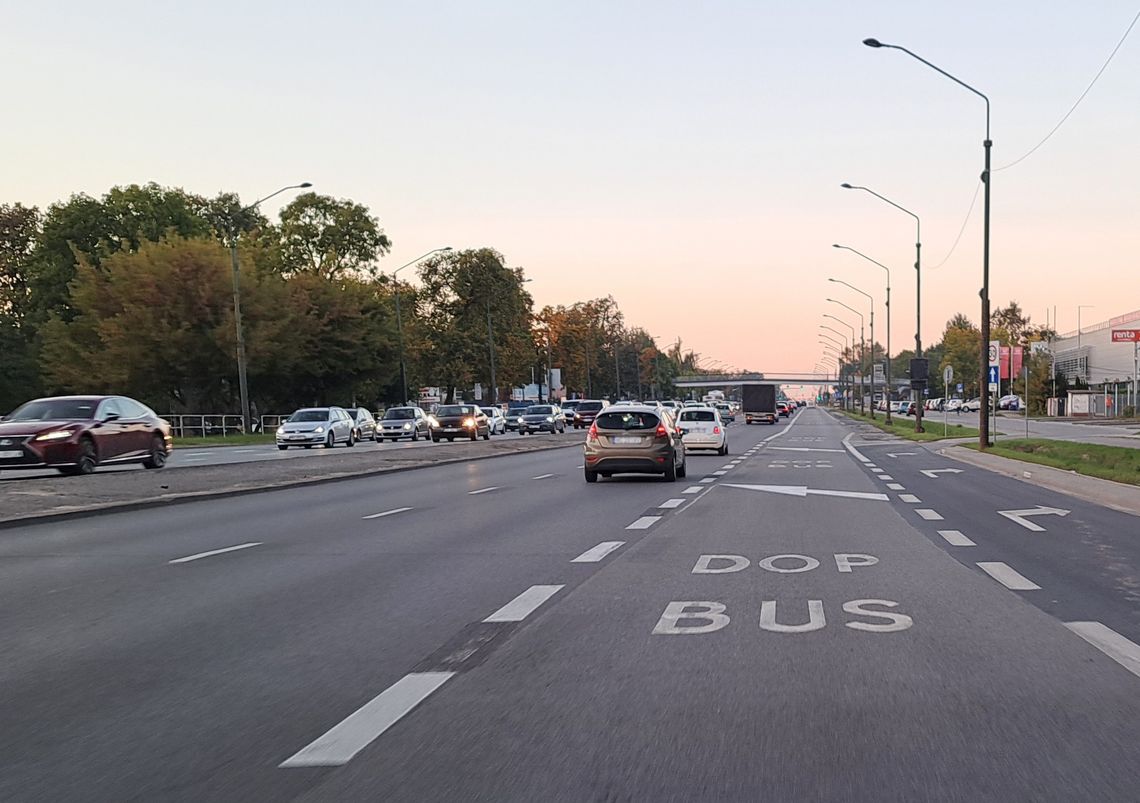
(276, 426), (286, 435)
(545, 416), (554, 422)
(463, 417), (475, 427)
(34, 429), (75, 442)
(427, 416), (439, 427)
(403, 422), (412, 430)
(517, 417), (525, 423)
(314, 426), (325, 433)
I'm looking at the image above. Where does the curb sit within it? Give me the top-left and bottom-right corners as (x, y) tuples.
(0, 438), (583, 531)
(940, 444), (1140, 518)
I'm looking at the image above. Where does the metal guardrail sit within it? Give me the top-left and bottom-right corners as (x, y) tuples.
(165, 414), (286, 437)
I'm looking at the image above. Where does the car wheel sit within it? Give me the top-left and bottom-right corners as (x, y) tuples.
(584, 468), (598, 483)
(304, 445), (313, 449)
(142, 435), (168, 469)
(448, 437), (454, 442)
(482, 429), (490, 440)
(412, 429), (420, 442)
(326, 433), (335, 448)
(431, 435), (439, 443)
(664, 454), (677, 482)
(61, 437), (98, 476)
(677, 458), (687, 478)
(278, 445), (288, 451)
(347, 431), (356, 447)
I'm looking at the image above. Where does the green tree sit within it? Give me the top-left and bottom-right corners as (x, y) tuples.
(0, 203), (44, 410)
(277, 193), (391, 279)
(939, 316), (982, 398)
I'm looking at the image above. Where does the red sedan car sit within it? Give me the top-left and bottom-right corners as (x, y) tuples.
(0, 395), (172, 476)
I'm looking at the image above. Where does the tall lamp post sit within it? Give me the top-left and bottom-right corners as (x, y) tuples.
(392, 247), (453, 405)
(828, 298), (866, 414)
(863, 38), (991, 447)
(819, 354), (839, 404)
(830, 279), (875, 418)
(824, 316), (857, 410)
(834, 244), (892, 422)
(840, 182), (922, 430)
(820, 328), (849, 408)
(819, 346), (844, 407)
(229, 181), (311, 432)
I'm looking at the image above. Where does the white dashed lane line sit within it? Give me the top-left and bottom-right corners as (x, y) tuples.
(1065, 622), (1140, 679)
(699, 477), (716, 484)
(468, 486), (498, 495)
(898, 494), (922, 504)
(362, 507), (414, 520)
(915, 509), (944, 521)
(484, 584), (565, 622)
(886, 483), (905, 491)
(712, 471), (727, 476)
(626, 516), (662, 530)
(977, 562), (1041, 591)
(938, 530), (976, 547)
(878, 475), (895, 481)
(531, 474), (555, 480)
(572, 541), (625, 563)
(658, 499), (686, 509)
(683, 486), (703, 494)
(169, 542), (262, 564)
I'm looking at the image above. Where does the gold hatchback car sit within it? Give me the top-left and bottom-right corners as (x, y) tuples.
(583, 405), (687, 483)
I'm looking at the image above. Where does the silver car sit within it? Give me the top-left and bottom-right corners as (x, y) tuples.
(347, 407), (378, 441)
(485, 406), (507, 435)
(276, 407), (356, 449)
(380, 406), (431, 441)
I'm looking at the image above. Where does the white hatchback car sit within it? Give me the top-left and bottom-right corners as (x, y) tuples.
(676, 406), (728, 456)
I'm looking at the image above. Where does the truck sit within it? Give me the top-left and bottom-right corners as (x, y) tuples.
(742, 385), (778, 425)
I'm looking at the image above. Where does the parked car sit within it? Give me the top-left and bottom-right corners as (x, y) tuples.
(0, 395), (172, 476)
(485, 406), (507, 435)
(572, 400), (609, 429)
(900, 401), (917, 416)
(998, 395), (1024, 411)
(430, 404), (491, 442)
(962, 397), (982, 412)
(583, 404), (687, 483)
(346, 407), (378, 441)
(277, 407), (356, 449)
(380, 406), (431, 441)
(714, 402), (735, 423)
(677, 406), (728, 455)
(518, 404), (565, 434)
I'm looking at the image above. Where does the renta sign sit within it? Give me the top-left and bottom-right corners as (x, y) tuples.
(1111, 329), (1140, 342)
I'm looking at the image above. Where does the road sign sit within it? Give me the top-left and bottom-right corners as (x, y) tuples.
(873, 363), (885, 382)
(1111, 329), (1140, 342)
(988, 340), (1000, 367)
(956, 383), (963, 393)
(943, 365), (953, 384)
(988, 365), (999, 385)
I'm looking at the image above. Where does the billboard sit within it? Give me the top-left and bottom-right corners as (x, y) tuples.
(1111, 329), (1140, 342)
(999, 346), (1023, 380)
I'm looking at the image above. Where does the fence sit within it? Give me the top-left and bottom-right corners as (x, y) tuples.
(165, 414), (287, 438)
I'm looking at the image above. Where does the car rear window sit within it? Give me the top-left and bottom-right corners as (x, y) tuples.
(577, 401), (603, 412)
(595, 411), (659, 431)
(679, 410), (716, 422)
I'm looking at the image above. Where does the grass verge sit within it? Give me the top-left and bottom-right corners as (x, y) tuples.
(172, 434), (276, 448)
(839, 410), (979, 442)
(964, 439), (1140, 487)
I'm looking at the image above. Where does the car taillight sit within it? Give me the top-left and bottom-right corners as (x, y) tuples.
(587, 422), (598, 441)
(713, 425), (721, 434)
(655, 424), (668, 437)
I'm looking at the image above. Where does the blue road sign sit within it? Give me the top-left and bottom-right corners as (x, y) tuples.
(957, 383), (963, 393)
(987, 365), (1000, 384)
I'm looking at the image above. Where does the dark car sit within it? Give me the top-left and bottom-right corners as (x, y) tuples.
(572, 400), (608, 429)
(430, 404), (491, 442)
(347, 407), (378, 441)
(0, 395), (171, 476)
(518, 405), (565, 435)
(504, 401), (531, 432)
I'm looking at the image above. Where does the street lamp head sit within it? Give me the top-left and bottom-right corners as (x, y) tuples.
(299, 182), (313, 188)
(840, 183), (853, 189)
(442, 246), (454, 251)
(863, 38), (884, 48)
(827, 278), (837, 283)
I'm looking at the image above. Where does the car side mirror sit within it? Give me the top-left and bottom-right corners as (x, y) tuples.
(102, 412), (120, 422)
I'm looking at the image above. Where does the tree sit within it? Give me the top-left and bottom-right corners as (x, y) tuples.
(277, 193), (391, 279)
(0, 203), (44, 410)
(939, 316), (981, 398)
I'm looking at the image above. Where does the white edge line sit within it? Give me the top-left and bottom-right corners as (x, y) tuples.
(484, 584), (565, 622)
(571, 541), (626, 563)
(977, 561), (1041, 591)
(1065, 622), (1140, 679)
(279, 671), (455, 767)
(362, 507), (414, 520)
(169, 542), (261, 564)
(842, 432), (871, 463)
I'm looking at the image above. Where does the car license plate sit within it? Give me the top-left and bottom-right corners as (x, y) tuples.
(444, 427), (458, 432)
(612, 436), (641, 445)
(288, 435), (306, 440)
(0, 450), (22, 459)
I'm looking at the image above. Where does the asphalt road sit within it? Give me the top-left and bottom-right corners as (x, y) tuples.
(2, 408), (1138, 801)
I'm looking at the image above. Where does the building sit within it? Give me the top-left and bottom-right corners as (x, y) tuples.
(1052, 309), (1140, 388)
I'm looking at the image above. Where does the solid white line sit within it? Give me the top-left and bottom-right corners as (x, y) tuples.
(659, 498), (685, 509)
(531, 473), (555, 480)
(169, 542), (261, 564)
(977, 561), (1041, 591)
(280, 671), (454, 767)
(484, 584), (565, 622)
(898, 494), (922, 503)
(572, 541), (625, 563)
(362, 507), (413, 520)
(626, 516), (662, 530)
(886, 483), (906, 491)
(938, 529), (976, 547)
(1065, 622), (1140, 679)
(915, 509), (944, 521)
(468, 486), (498, 495)
(683, 486), (703, 494)
(841, 433), (871, 463)
(767, 446), (845, 453)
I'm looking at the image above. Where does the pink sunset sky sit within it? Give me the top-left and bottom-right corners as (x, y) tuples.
(6, 2), (1138, 375)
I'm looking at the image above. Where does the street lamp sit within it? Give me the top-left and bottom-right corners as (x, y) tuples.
(820, 324), (850, 409)
(229, 181), (311, 432)
(823, 315), (856, 411)
(829, 280), (870, 419)
(833, 244), (892, 422)
(1077, 305), (1095, 382)
(864, 37), (991, 446)
(392, 247), (453, 405)
(818, 345), (843, 408)
(840, 182), (922, 429)
(828, 298), (866, 414)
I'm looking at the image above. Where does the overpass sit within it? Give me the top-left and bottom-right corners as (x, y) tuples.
(674, 373), (911, 392)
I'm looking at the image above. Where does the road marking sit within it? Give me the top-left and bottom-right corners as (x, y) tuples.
(898, 494), (922, 503)
(841, 433), (871, 463)
(683, 486), (703, 494)
(719, 465), (734, 471)
(878, 475), (894, 481)
(572, 541), (625, 563)
(871, 468), (884, 473)
(866, 464), (878, 469)
(712, 470), (727, 476)
(468, 486), (499, 495)
(915, 509), (944, 521)
(531, 473), (555, 480)
(767, 447), (844, 453)
(169, 542), (262, 564)
(723, 484), (888, 501)
(938, 529), (976, 546)
(920, 468), (963, 478)
(576, 464), (584, 469)
(626, 516), (663, 529)
(887, 452), (917, 458)
(362, 507), (414, 520)
(886, 483), (905, 491)
(997, 506), (1071, 532)
(484, 584), (565, 622)
(977, 561), (1041, 591)
(183, 451), (210, 457)
(1065, 622), (1140, 679)
(234, 448), (260, 453)
(699, 477), (716, 483)
(659, 498), (686, 509)
(280, 671), (455, 767)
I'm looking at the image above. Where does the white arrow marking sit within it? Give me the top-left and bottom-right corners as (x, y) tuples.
(723, 484), (888, 501)
(920, 469), (964, 478)
(887, 452), (918, 458)
(997, 506), (1071, 532)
